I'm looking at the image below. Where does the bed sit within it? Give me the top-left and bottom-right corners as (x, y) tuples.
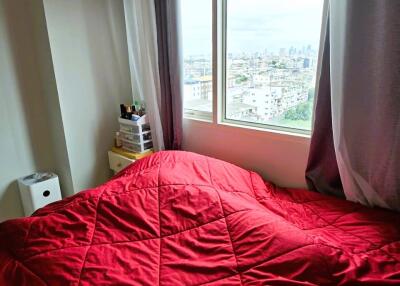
(0, 151), (399, 285)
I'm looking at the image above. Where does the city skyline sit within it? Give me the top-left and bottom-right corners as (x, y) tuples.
(183, 44), (317, 59)
(183, 46), (318, 130)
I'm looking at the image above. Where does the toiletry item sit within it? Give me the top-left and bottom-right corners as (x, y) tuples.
(120, 104), (127, 119)
(137, 102), (144, 116)
(115, 132), (122, 148)
(131, 114), (141, 121)
(134, 100), (140, 113)
(126, 105), (133, 120)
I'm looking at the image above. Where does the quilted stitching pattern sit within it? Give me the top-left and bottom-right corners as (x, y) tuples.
(0, 151), (399, 285)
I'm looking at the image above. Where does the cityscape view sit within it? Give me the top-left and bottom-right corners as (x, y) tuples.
(181, 0), (324, 130)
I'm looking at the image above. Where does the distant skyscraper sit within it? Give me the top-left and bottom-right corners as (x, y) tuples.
(289, 46), (296, 56)
(303, 58), (310, 68)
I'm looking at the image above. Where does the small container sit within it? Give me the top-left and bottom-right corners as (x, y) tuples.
(131, 114), (141, 121)
(115, 132), (122, 148)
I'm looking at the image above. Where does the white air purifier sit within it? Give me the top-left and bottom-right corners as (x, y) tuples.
(18, 172), (62, 216)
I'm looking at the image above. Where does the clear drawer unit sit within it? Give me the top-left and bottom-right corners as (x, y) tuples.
(118, 115), (153, 153)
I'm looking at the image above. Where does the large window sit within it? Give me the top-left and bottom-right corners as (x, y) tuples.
(181, 0), (325, 133)
(181, 0), (213, 120)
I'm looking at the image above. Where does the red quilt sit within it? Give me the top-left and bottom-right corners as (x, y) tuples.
(0, 151), (399, 285)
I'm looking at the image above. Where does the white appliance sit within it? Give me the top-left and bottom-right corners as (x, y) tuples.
(18, 172), (62, 216)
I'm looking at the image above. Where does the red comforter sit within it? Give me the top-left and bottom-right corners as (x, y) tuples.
(0, 151), (399, 285)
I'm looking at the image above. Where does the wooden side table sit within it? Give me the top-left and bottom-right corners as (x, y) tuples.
(108, 151), (135, 174)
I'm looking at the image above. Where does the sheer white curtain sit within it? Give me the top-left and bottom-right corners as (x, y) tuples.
(123, 0), (164, 151)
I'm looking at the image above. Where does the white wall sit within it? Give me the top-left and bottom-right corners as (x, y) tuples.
(182, 119), (310, 188)
(43, 0), (132, 192)
(29, 0), (75, 199)
(0, 0), (62, 220)
(0, 0), (132, 221)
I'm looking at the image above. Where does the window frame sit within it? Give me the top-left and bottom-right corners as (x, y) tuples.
(183, 0), (329, 138)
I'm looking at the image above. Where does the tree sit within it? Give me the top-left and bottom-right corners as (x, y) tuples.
(284, 101), (311, 121)
(235, 75), (249, 84)
(308, 87), (315, 101)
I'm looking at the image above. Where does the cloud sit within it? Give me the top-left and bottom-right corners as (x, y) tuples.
(181, 0), (324, 55)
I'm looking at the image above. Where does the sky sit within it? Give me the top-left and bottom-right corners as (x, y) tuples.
(181, 0), (324, 56)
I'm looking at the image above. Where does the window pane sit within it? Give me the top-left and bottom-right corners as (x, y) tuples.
(225, 0), (324, 131)
(181, 0), (213, 120)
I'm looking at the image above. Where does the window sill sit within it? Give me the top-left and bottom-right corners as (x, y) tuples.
(183, 115), (212, 123)
(183, 116), (311, 144)
(220, 119), (311, 139)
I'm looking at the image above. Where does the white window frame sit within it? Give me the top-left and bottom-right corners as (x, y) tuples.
(184, 0), (329, 138)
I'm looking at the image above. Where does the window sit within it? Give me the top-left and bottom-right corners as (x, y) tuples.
(224, 0), (323, 132)
(181, 0), (325, 134)
(181, 0), (213, 121)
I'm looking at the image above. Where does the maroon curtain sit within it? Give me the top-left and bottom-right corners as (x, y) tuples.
(307, 0), (400, 211)
(306, 15), (344, 198)
(154, 0), (183, 150)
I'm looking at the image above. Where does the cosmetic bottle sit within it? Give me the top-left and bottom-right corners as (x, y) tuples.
(120, 104), (127, 119)
(126, 105), (133, 120)
(115, 132), (122, 148)
(134, 100), (140, 113)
